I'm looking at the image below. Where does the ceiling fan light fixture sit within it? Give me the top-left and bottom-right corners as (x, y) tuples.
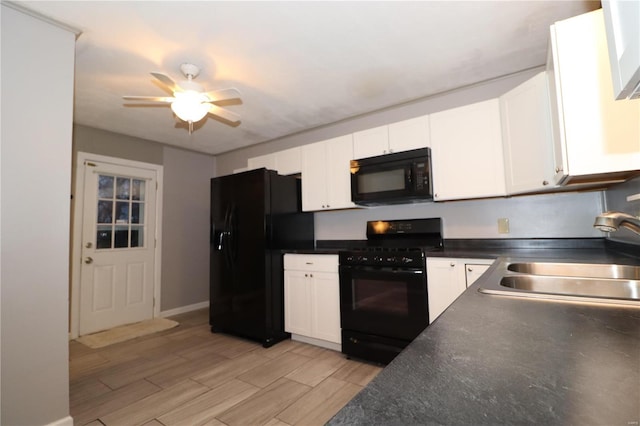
(170, 90), (209, 123)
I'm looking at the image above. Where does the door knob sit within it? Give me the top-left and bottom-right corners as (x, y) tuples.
(84, 257), (93, 264)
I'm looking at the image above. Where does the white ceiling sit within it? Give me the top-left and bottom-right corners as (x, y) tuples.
(20, 1), (599, 155)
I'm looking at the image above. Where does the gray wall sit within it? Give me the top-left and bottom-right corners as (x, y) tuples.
(604, 176), (640, 245)
(161, 147), (215, 310)
(72, 125), (216, 312)
(1, 5), (75, 425)
(215, 67), (606, 241)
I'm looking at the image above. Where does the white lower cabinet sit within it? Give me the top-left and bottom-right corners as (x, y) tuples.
(284, 254), (341, 350)
(427, 257), (494, 323)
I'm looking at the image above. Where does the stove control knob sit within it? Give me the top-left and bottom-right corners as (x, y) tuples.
(402, 257), (413, 264)
(374, 256), (383, 263)
(360, 255), (368, 263)
(346, 255), (354, 263)
(386, 256), (396, 263)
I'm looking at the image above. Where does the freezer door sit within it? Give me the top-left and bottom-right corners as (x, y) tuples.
(210, 169), (269, 339)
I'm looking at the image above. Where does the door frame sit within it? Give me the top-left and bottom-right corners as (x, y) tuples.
(70, 152), (164, 339)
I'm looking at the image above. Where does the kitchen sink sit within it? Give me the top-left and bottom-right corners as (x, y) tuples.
(478, 259), (640, 307)
(500, 275), (640, 300)
(507, 262), (640, 280)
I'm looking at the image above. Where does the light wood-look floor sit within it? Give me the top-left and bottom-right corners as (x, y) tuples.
(70, 309), (382, 426)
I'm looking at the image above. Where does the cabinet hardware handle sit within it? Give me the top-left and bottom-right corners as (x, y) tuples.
(305, 262), (313, 265)
(555, 167), (562, 173)
(305, 273), (308, 277)
(310, 274), (313, 278)
(84, 257), (93, 264)
(468, 267), (473, 272)
(542, 180), (549, 186)
(450, 263), (455, 267)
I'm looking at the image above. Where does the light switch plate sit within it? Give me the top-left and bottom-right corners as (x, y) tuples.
(498, 218), (510, 234)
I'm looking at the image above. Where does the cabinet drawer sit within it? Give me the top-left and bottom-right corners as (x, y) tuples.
(284, 254), (339, 273)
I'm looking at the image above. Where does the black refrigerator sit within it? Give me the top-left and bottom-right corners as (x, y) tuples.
(210, 168), (314, 347)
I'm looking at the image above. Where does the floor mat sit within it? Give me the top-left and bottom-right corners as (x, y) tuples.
(76, 318), (179, 349)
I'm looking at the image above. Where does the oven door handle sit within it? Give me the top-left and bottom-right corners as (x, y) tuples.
(340, 265), (424, 274)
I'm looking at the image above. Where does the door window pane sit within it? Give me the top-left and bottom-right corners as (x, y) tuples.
(116, 177), (130, 200)
(96, 226), (112, 249)
(131, 203), (143, 224)
(132, 179), (145, 201)
(114, 226), (129, 248)
(97, 201), (113, 224)
(116, 202), (129, 223)
(98, 175), (114, 198)
(131, 226), (144, 247)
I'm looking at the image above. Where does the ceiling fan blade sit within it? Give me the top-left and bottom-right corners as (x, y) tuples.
(204, 88), (241, 102)
(123, 96), (175, 103)
(151, 72), (182, 93)
(208, 104), (240, 123)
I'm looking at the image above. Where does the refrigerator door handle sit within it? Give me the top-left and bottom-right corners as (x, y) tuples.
(217, 231), (225, 251)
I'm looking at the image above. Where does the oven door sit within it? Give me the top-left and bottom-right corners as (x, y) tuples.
(339, 265), (429, 341)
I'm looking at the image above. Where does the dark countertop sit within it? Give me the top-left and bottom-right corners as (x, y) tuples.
(328, 247), (640, 425)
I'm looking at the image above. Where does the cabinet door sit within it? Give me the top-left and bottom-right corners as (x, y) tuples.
(301, 140), (328, 211)
(353, 125), (389, 159)
(500, 72), (555, 194)
(311, 271), (341, 344)
(465, 264), (491, 287)
(388, 115), (430, 153)
(247, 153), (277, 171)
(325, 134), (356, 210)
(426, 258), (465, 323)
(430, 99), (506, 201)
(284, 270), (312, 335)
(549, 9), (640, 184)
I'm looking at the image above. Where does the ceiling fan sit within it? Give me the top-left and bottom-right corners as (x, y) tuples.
(123, 63), (241, 134)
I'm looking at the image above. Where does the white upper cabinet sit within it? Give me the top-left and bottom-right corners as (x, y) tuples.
(301, 134), (355, 211)
(389, 115), (430, 153)
(547, 9), (640, 186)
(276, 147), (302, 175)
(430, 99), (506, 201)
(247, 153), (277, 171)
(247, 147), (302, 176)
(353, 125), (389, 159)
(500, 72), (556, 194)
(353, 116), (430, 159)
(602, 0), (640, 100)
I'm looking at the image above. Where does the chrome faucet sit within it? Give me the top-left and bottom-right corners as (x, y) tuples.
(593, 211), (640, 235)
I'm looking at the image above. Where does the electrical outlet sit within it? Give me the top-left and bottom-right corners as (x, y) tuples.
(498, 218), (510, 234)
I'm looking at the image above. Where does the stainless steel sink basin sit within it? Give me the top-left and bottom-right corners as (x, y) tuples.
(507, 262), (640, 280)
(478, 258), (640, 307)
(500, 275), (640, 301)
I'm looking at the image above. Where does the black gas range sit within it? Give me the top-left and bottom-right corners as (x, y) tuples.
(339, 218), (443, 364)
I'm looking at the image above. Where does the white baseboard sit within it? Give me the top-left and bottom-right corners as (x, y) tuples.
(291, 334), (342, 352)
(160, 301), (209, 318)
(47, 415), (73, 426)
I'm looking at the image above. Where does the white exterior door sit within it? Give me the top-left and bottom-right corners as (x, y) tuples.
(79, 160), (158, 335)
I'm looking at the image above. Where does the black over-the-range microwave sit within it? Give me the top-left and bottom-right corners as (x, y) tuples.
(350, 147), (433, 206)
